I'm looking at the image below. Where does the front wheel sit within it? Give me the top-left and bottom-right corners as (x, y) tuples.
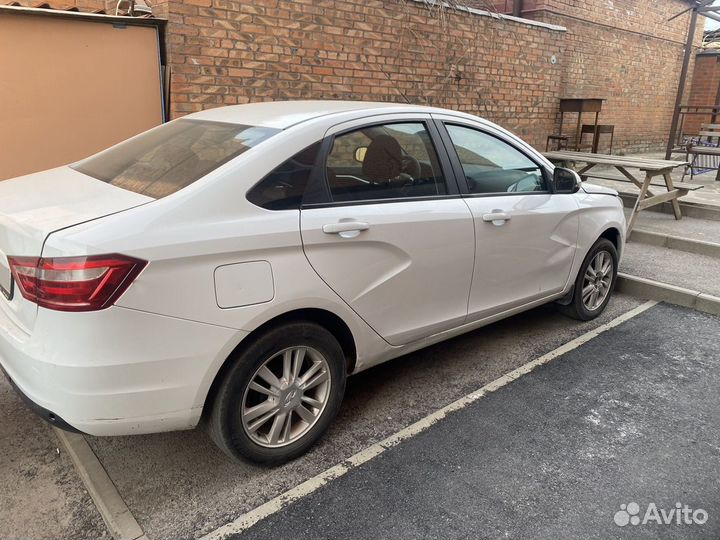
(208, 322), (346, 465)
(559, 238), (618, 321)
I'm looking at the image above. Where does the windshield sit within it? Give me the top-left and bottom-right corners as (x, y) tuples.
(72, 119), (280, 198)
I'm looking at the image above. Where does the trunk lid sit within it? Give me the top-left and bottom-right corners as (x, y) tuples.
(0, 166), (153, 332)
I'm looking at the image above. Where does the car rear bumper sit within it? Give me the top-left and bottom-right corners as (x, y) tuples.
(1, 363), (83, 433)
(0, 302), (243, 436)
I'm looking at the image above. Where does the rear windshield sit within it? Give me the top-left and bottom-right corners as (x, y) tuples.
(72, 119), (279, 198)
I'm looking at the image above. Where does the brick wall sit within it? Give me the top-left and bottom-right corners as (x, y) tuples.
(164, 0), (565, 149)
(493, 0), (702, 153)
(684, 51), (720, 136)
(491, 0), (693, 43)
(531, 0), (695, 43)
(9, 0), (704, 154)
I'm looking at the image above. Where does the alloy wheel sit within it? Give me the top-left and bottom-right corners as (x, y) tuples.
(241, 346), (331, 448)
(581, 250), (614, 311)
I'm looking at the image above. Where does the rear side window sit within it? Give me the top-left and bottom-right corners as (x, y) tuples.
(72, 120), (279, 198)
(246, 142), (321, 210)
(325, 122), (447, 203)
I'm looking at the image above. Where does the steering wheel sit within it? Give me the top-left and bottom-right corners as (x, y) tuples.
(507, 174), (541, 193)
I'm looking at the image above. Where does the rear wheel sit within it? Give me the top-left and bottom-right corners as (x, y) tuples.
(209, 322), (346, 465)
(559, 238), (618, 321)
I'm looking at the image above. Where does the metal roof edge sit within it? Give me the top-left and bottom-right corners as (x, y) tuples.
(0, 4), (165, 26)
(408, 0), (567, 33)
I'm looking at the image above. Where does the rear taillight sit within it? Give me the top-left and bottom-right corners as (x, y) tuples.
(7, 254), (147, 312)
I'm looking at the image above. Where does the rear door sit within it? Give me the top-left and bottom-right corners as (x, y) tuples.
(300, 115), (475, 346)
(433, 116), (579, 321)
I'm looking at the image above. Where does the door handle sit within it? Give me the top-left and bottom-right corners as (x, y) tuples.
(322, 221), (370, 235)
(482, 212), (511, 226)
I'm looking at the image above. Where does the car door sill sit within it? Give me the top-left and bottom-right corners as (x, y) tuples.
(464, 290), (564, 326)
(361, 291), (568, 370)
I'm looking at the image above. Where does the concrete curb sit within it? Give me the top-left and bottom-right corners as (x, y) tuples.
(53, 428), (145, 540)
(629, 229), (720, 259)
(616, 273), (720, 316)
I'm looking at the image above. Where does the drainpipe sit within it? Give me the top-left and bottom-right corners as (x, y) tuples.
(512, 0), (523, 17)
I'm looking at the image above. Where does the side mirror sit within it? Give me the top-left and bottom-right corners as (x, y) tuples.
(354, 146), (367, 162)
(552, 167), (581, 194)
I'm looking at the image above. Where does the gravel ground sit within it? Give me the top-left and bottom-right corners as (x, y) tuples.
(0, 373), (109, 540)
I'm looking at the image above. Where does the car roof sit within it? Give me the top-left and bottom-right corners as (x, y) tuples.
(184, 100), (471, 129)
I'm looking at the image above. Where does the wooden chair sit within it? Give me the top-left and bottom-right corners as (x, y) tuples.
(579, 124), (615, 154)
(546, 135), (568, 151)
(681, 123), (720, 181)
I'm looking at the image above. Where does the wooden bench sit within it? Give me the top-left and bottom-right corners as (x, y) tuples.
(682, 145), (720, 182)
(697, 123), (720, 143)
(673, 124), (720, 181)
(581, 171), (704, 195)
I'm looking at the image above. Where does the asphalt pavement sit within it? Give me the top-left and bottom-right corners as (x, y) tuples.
(6, 295), (719, 540)
(232, 303), (720, 540)
(85, 295), (645, 539)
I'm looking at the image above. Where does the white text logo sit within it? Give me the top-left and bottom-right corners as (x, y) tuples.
(614, 502), (708, 527)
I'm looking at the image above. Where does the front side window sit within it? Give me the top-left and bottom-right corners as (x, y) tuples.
(325, 122), (447, 202)
(445, 124), (546, 194)
(73, 119), (279, 198)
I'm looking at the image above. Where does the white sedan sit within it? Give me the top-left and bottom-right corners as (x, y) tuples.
(0, 101), (624, 463)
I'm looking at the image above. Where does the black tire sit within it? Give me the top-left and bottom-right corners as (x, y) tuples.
(559, 237), (618, 321)
(208, 322), (346, 465)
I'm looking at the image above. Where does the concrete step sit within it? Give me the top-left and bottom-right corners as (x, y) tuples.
(616, 273), (720, 316)
(625, 208), (720, 241)
(616, 213), (720, 315)
(620, 241), (720, 298)
(629, 229), (720, 258)
(624, 209), (720, 258)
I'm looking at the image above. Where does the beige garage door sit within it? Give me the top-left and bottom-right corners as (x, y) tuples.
(0, 8), (163, 180)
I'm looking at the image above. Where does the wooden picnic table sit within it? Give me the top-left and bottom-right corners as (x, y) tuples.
(543, 151), (691, 236)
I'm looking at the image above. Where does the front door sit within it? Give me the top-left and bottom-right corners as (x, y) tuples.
(301, 118), (475, 346)
(436, 119), (579, 320)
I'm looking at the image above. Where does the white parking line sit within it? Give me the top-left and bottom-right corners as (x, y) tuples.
(202, 300), (659, 540)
